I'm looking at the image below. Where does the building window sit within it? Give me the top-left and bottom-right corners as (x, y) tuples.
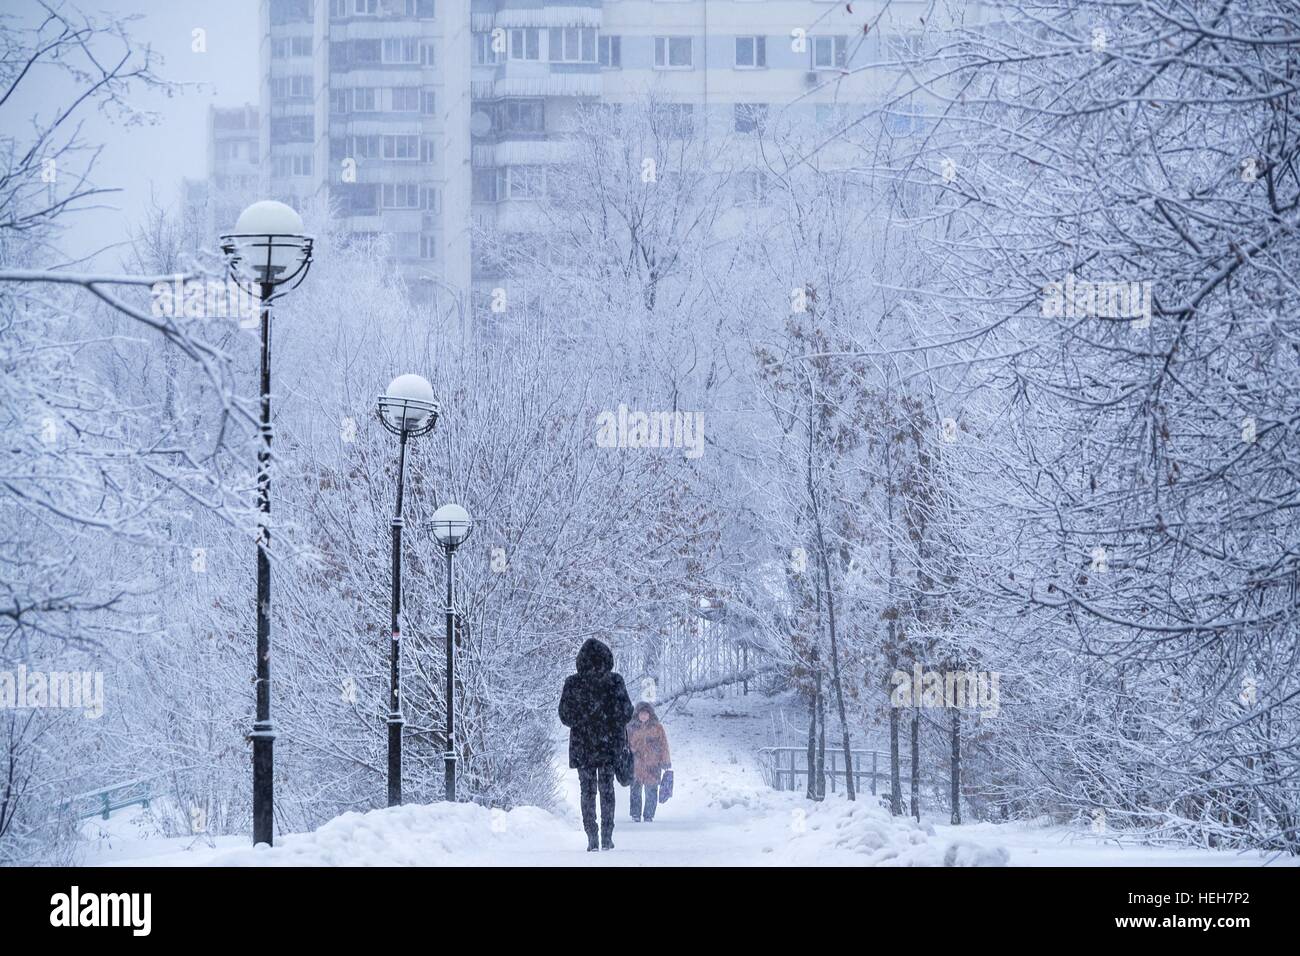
(472, 168), (498, 202)
(382, 135), (420, 160)
(507, 166), (545, 200)
(212, 109), (252, 131)
(348, 135), (380, 158)
(815, 103), (849, 129)
(407, 0), (435, 17)
(497, 98), (544, 134)
(269, 0), (312, 26)
(352, 87), (378, 112)
(509, 28), (540, 61)
(341, 183), (378, 215)
(421, 90), (436, 115)
(419, 234), (437, 260)
(598, 35), (621, 68)
(473, 32), (501, 65)
(812, 36), (848, 70)
(272, 36), (312, 58)
(651, 103), (694, 137)
(351, 39), (381, 64)
(352, 0), (377, 14)
(548, 27), (595, 63)
(734, 170), (770, 205)
(270, 115), (313, 142)
(270, 75), (312, 99)
(886, 99), (926, 135)
(391, 87), (419, 112)
(273, 155), (313, 177)
(382, 183), (420, 208)
(420, 42), (435, 66)
(330, 88), (349, 113)
(382, 38), (418, 64)
(734, 103), (767, 134)
(654, 36), (693, 69)
(735, 36), (766, 68)
(421, 187), (440, 212)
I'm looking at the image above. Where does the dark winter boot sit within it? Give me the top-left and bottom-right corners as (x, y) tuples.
(601, 830), (614, 851)
(586, 831), (599, 852)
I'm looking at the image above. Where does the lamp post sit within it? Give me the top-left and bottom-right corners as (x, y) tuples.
(376, 374), (439, 807)
(430, 502), (472, 802)
(220, 200), (313, 847)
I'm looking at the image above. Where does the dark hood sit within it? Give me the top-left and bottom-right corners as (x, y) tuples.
(633, 701), (659, 724)
(575, 638), (614, 675)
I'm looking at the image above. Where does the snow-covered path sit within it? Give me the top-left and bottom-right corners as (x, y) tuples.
(95, 696), (975, 866)
(87, 695), (1293, 867)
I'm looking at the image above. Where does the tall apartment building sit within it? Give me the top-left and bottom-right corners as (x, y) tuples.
(262, 0), (471, 303)
(261, 1), (953, 314)
(186, 103), (261, 247)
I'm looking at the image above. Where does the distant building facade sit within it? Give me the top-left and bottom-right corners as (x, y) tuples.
(261, 0), (470, 306)
(187, 103), (261, 244)
(257, 0), (952, 317)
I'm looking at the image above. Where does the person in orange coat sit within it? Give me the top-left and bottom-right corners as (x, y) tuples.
(626, 701), (671, 822)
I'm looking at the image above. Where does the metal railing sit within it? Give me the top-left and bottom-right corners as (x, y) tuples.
(58, 779), (153, 821)
(757, 746), (915, 796)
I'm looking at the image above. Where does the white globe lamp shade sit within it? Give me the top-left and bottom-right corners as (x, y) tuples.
(381, 373), (437, 429)
(431, 503), (473, 548)
(230, 200), (308, 280)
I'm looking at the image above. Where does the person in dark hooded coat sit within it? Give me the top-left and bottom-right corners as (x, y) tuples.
(558, 638), (633, 851)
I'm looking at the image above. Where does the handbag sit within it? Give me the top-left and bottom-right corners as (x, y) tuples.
(658, 768), (674, 802)
(614, 743), (634, 787)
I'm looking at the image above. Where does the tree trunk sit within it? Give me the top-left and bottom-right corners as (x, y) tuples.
(910, 710), (920, 822)
(816, 667), (826, 800)
(817, 544), (854, 800)
(950, 707), (961, 825)
(889, 705), (901, 815)
(884, 424), (902, 817)
(805, 686), (818, 802)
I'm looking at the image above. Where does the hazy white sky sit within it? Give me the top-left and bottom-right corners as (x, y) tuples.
(41, 1), (261, 266)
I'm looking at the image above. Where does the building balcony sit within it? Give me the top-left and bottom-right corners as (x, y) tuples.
(472, 6), (601, 30)
(477, 72), (603, 99)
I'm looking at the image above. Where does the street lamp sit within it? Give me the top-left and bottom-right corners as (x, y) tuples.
(219, 200), (313, 847)
(376, 374), (439, 807)
(430, 502), (472, 802)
